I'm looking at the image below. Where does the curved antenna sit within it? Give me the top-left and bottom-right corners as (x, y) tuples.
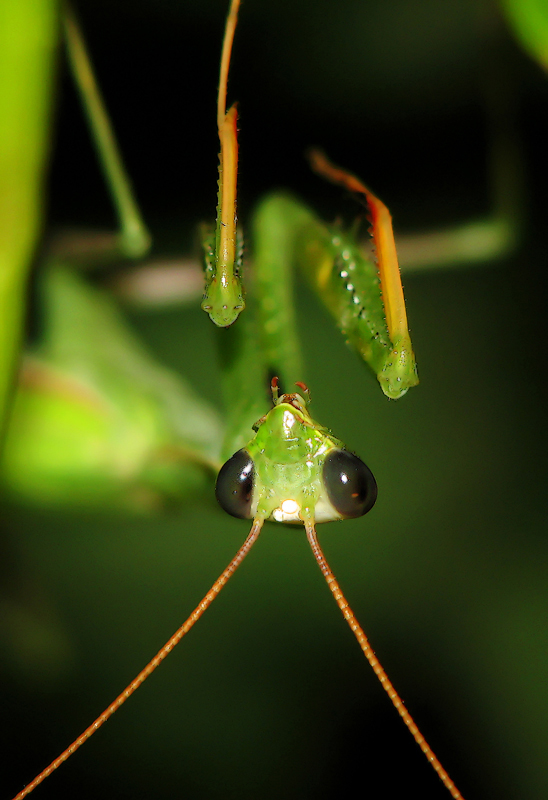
(12, 518), (264, 800)
(304, 520), (464, 800)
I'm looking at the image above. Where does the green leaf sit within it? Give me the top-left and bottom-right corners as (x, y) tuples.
(501, 0), (548, 71)
(1, 266), (222, 510)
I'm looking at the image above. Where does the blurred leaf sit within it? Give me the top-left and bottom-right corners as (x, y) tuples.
(0, 0), (57, 435)
(501, 0), (548, 70)
(0, 266), (222, 509)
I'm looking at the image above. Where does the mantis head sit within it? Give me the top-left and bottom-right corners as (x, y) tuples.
(215, 378), (377, 528)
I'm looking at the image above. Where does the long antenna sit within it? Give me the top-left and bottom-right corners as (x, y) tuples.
(304, 521), (464, 800)
(12, 520), (263, 800)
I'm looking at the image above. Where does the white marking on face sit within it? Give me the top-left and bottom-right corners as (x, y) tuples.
(282, 409), (296, 436)
(281, 499), (299, 515)
(271, 498), (301, 523)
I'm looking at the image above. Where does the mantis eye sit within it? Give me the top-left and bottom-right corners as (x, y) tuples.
(323, 449), (377, 518)
(215, 449), (255, 519)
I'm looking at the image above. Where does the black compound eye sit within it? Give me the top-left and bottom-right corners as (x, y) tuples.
(323, 449), (377, 518)
(215, 449), (255, 519)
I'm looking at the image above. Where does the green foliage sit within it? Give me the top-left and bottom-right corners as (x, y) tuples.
(502, 0), (548, 70)
(1, 266), (221, 509)
(1, 2), (547, 800)
(0, 0), (57, 436)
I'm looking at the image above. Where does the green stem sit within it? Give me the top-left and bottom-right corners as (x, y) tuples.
(63, 2), (151, 259)
(0, 0), (58, 443)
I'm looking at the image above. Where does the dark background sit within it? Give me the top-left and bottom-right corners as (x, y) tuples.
(2, 1), (548, 798)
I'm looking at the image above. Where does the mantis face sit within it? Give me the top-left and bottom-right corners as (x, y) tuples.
(216, 385), (377, 526)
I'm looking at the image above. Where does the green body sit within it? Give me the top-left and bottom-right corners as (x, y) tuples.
(1, 6), (537, 800)
(0, 267), (221, 509)
(0, 188), (418, 506)
(0, 2), (416, 507)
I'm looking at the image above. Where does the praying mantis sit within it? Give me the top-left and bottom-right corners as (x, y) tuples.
(2, 1), (547, 799)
